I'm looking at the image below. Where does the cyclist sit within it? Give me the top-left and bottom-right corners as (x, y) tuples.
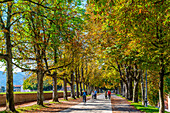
(83, 90), (86, 104)
(108, 90), (111, 99)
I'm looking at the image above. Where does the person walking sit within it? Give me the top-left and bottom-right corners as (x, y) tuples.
(108, 90), (111, 99)
(83, 90), (87, 104)
(94, 89), (97, 99)
(105, 91), (107, 99)
(91, 91), (95, 99)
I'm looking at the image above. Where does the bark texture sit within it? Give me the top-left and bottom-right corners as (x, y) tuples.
(53, 76), (59, 102)
(63, 78), (68, 100)
(5, 3), (16, 112)
(70, 70), (75, 99)
(159, 59), (164, 113)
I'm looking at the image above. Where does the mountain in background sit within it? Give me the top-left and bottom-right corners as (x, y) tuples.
(0, 71), (29, 88)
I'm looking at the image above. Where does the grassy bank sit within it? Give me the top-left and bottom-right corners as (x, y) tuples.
(115, 94), (168, 113)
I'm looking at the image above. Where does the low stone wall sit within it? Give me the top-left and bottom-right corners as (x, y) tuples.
(0, 94), (6, 105)
(0, 92), (71, 106)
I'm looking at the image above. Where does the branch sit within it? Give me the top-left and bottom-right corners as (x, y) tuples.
(66, 78), (71, 85)
(57, 76), (64, 80)
(11, 11), (25, 17)
(13, 57), (36, 60)
(0, 53), (8, 60)
(120, 76), (127, 84)
(0, 0), (13, 3)
(108, 61), (119, 72)
(13, 62), (37, 72)
(30, 11), (56, 24)
(9, 16), (23, 27)
(150, 41), (159, 48)
(46, 72), (56, 77)
(12, 41), (32, 47)
(0, 9), (5, 29)
(43, 61), (73, 75)
(23, 0), (55, 11)
(165, 72), (170, 76)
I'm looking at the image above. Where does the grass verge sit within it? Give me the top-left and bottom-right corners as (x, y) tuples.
(16, 104), (48, 112)
(0, 105), (48, 113)
(115, 94), (126, 99)
(130, 101), (169, 113)
(115, 94), (169, 113)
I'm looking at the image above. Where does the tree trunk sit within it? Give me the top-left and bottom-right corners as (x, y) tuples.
(5, 3), (16, 112)
(53, 75), (59, 102)
(116, 61), (124, 97)
(125, 83), (129, 99)
(81, 66), (85, 91)
(122, 83), (125, 97)
(83, 83), (85, 91)
(52, 47), (59, 102)
(36, 42), (44, 106)
(79, 81), (82, 96)
(133, 65), (140, 102)
(159, 59), (164, 113)
(128, 77), (133, 100)
(124, 65), (129, 99)
(87, 84), (90, 95)
(120, 80), (123, 96)
(5, 32), (15, 111)
(76, 66), (79, 98)
(71, 70), (75, 99)
(37, 70), (44, 105)
(141, 72), (145, 105)
(115, 87), (117, 94)
(76, 81), (79, 98)
(63, 78), (68, 100)
(116, 87), (120, 94)
(133, 80), (139, 102)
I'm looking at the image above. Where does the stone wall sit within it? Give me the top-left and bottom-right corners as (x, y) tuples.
(0, 92), (71, 106)
(0, 94), (6, 105)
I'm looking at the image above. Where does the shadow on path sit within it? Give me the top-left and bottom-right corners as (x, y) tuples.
(58, 94), (112, 113)
(111, 94), (143, 113)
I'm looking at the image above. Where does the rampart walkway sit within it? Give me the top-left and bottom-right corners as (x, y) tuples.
(59, 94), (112, 113)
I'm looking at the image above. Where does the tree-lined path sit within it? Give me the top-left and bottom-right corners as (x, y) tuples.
(59, 94), (112, 113)
(58, 94), (142, 113)
(0, 0), (169, 113)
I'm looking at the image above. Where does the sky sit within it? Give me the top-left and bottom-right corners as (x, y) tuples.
(0, 62), (21, 72)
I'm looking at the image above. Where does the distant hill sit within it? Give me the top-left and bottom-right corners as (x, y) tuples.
(0, 71), (29, 88)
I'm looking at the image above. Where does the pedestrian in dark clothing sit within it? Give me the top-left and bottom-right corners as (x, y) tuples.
(94, 89), (97, 99)
(105, 91), (107, 99)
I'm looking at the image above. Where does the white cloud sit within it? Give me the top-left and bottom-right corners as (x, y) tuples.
(0, 62), (21, 72)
